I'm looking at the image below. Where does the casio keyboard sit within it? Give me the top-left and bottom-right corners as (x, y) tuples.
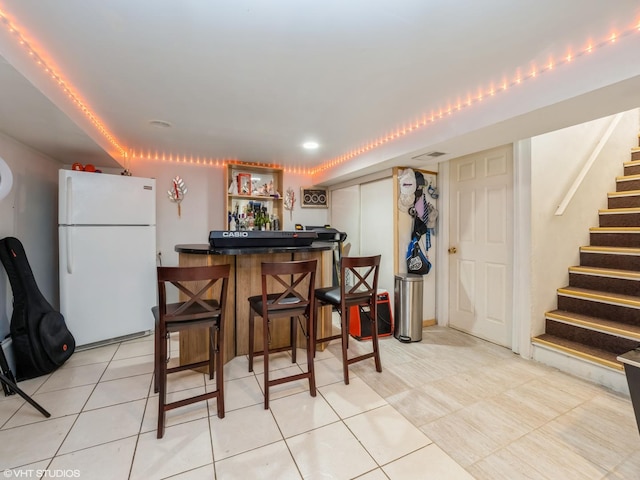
(209, 230), (318, 248)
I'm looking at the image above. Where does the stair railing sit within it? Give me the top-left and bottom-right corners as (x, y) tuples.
(555, 112), (624, 216)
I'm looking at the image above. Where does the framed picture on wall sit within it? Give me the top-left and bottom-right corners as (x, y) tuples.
(237, 173), (252, 195)
(301, 187), (329, 208)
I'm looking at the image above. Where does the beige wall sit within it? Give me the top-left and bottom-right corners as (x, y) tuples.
(129, 159), (328, 267)
(529, 108), (640, 336)
(0, 133), (61, 338)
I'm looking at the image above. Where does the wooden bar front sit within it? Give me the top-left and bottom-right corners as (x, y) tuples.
(175, 243), (334, 366)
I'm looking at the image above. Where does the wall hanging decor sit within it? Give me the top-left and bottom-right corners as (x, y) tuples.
(300, 187), (328, 208)
(284, 187), (295, 220)
(168, 176), (187, 218)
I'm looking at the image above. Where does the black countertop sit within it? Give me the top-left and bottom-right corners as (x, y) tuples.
(175, 242), (334, 255)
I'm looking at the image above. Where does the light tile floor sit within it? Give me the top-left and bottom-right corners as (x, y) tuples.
(1, 326), (639, 479)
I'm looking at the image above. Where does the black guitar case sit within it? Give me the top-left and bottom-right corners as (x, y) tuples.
(0, 237), (75, 380)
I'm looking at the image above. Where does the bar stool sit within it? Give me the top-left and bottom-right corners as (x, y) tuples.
(314, 255), (382, 385)
(153, 264), (230, 439)
(248, 259), (317, 409)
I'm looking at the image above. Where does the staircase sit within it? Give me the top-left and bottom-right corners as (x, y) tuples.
(532, 138), (640, 379)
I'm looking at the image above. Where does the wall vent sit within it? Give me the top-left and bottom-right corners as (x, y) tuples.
(412, 151), (446, 160)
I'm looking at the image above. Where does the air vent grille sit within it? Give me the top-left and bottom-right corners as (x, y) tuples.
(412, 151), (446, 160)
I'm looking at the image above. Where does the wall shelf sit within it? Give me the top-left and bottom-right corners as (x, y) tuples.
(225, 163), (284, 230)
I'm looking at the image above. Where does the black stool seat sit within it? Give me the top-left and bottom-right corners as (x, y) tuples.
(248, 294), (305, 313)
(152, 299), (221, 326)
(314, 287), (371, 306)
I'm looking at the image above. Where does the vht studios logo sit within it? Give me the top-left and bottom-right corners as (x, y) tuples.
(222, 231), (249, 237)
(3, 470), (81, 478)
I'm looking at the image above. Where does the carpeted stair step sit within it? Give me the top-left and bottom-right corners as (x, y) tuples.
(598, 207), (640, 227)
(616, 173), (640, 192)
(624, 160), (640, 176)
(545, 310), (640, 343)
(608, 190), (640, 209)
(545, 317), (639, 360)
(569, 266), (640, 296)
(532, 333), (623, 370)
(580, 246), (640, 270)
(590, 227), (640, 248)
(556, 286), (640, 325)
(632, 146), (640, 161)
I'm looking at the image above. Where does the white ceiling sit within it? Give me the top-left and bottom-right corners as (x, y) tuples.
(0, 1), (639, 184)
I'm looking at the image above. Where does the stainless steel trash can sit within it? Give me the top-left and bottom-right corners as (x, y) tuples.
(394, 273), (423, 343)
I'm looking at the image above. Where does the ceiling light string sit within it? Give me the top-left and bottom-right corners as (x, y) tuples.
(311, 21), (640, 177)
(0, 8), (126, 158)
(128, 150), (252, 169)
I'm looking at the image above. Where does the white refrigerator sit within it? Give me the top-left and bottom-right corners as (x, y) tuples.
(59, 169), (157, 348)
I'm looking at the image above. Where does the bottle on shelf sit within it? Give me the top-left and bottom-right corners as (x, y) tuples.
(254, 210), (262, 230)
(225, 164), (284, 233)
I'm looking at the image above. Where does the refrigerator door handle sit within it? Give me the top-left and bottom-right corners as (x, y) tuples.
(65, 228), (73, 274)
(66, 175), (73, 224)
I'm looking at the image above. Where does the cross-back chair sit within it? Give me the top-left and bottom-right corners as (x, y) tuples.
(314, 255), (382, 384)
(248, 259), (317, 409)
(153, 264), (230, 438)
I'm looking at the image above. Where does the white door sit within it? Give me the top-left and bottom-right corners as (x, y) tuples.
(448, 146), (513, 346)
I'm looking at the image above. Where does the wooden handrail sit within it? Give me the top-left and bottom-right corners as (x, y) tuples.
(555, 113), (623, 216)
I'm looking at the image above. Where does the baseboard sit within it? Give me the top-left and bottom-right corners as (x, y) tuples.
(532, 342), (629, 395)
(422, 319), (437, 327)
(75, 330), (151, 351)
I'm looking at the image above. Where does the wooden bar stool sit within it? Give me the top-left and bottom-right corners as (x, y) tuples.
(248, 259), (317, 409)
(314, 255), (382, 385)
(152, 264), (230, 439)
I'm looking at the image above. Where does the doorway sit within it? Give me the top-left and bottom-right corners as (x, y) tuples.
(448, 145), (514, 347)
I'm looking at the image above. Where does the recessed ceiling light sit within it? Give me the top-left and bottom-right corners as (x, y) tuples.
(149, 120), (172, 128)
(302, 141), (319, 150)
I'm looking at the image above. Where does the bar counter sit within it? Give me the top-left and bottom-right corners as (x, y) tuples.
(175, 242), (334, 365)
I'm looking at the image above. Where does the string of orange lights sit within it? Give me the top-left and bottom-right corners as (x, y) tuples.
(0, 8), (126, 159)
(0, 7), (638, 177)
(310, 22), (640, 176)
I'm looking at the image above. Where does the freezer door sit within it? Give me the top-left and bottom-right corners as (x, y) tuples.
(59, 225), (157, 347)
(59, 169), (155, 225)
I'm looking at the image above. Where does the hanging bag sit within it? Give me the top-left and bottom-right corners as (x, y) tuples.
(406, 238), (431, 275)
